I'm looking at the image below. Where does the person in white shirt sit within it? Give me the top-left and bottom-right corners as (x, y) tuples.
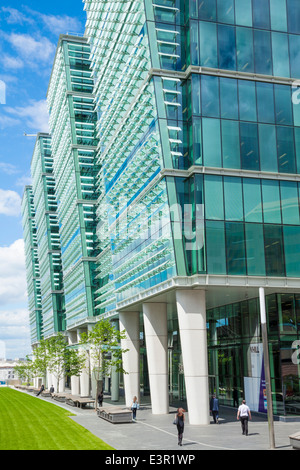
(237, 400), (252, 436)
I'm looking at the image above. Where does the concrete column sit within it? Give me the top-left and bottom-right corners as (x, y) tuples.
(176, 289), (210, 425)
(111, 320), (120, 402)
(119, 311), (140, 407)
(143, 303), (169, 415)
(77, 328), (90, 397)
(68, 331), (80, 396)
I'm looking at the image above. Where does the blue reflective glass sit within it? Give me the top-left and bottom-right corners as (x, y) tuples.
(289, 35), (300, 78)
(193, 117), (202, 165)
(225, 222), (247, 275)
(240, 122), (259, 170)
(192, 75), (201, 115)
(270, 0), (288, 31)
(274, 85), (293, 125)
(293, 87), (300, 127)
(201, 75), (220, 117)
(202, 118), (222, 167)
(245, 224), (266, 276)
(254, 30), (272, 75)
(256, 82), (275, 124)
(204, 175), (224, 220)
(243, 178), (263, 222)
(262, 180), (282, 223)
(277, 126), (296, 174)
(287, 0), (300, 33)
(217, 0), (235, 23)
(252, 0), (270, 29)
(295, 128), (300, 173)
(224, 177), (243, 221)
(206, 221), (226, 274)
(238, 80), (257, 122)
(272, 33), (290, 78)
(264, 225), (285, 276)
(235, 0), (253, 26)
(280, 181), (300, 225)
(199, 21), (218, 68)
(236, 27), (254, 73)
(190, 21), (200, 66)
(220, 78), (238, 119)
(283, 226), (300, 276)
(218, 25), (236, 70)
(259, 124), (278, 172)
(222, 120), (240, 169)
(199, 0), (217, 20)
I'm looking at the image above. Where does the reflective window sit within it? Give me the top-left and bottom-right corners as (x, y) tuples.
(235, 0), (253, 26)
(240, 122), (259, 170)
(289, 35), (300, 78)
(218, 25), (236, 70)
(201, 75), (220, 117)
(199, 0), (217, 21)
(274, 85), (293, 125)
(226, 222), (247, 275)
(236, 27), (254, 73)
(220, 78), (238, 119)
(264, 225), (285, 276)
(280, 181), (300, 225)
(245, 223), (266, 275)
(259, 124), (278, 172)
(243, 178), (263, 222)
(283, 226), (300, 276)
(272, 33), (290, 78)
(199, 21), (218, 68)
(202, 118), (222, 167)
(217, 0), (235, 24)
(204, 175), (224, 219)
(252, 0), (270, 29)
(277, 126), (296, 174)
(287, 0), (300, 34)
(262, 180), (282, 223)
(224, 177), (243, 221)
(270, 0), (288, 31)
(206, 221), (226, 274)
(238, 80), (257, 122)
(221, 120), (240, 169)
(254, 30), (272, 75)
(256, 82), (275, 124)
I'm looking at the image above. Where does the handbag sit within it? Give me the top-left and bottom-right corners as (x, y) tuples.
(173, 416), (178, 425)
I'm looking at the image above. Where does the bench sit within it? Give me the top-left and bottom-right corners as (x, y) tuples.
(289, 432), (300, 449)
(53, 393), (68, 403)
(98, 406), (133, 424)
(65, 395), (95, 409)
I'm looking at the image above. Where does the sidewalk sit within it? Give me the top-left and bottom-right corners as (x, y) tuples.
(38, 395), (300, 451)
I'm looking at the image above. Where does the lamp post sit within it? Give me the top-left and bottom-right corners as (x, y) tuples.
(259, 287), (276, 450)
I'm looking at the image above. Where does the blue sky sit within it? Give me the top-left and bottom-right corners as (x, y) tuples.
(0, 1), (86, 359)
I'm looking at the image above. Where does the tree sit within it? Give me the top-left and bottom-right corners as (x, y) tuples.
(80, 318), (128, 411)
(47, 333), (86, 393)
(14, 356), (33, 385)
(32, 338), (50, 386)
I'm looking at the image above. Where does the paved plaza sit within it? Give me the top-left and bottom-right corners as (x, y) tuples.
(35, 393), (300, 452)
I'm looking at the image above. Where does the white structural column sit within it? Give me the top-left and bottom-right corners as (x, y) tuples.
(68, 331), (80, 396)
(77, 328), (90, 397)
(119, 311), (140, 407)
(143, 303), (169, 414)
(176, 289), (210, 425)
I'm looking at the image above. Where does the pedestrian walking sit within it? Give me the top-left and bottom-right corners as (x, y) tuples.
(237, 400), (252, 436)
(36, 384), (45, 397)
(131, 396), (139, 421)
(49, 385), (55, 398)
(175, 407), (185, 446)
(210, 394), (220, 424)
(98, 390), (104, 408)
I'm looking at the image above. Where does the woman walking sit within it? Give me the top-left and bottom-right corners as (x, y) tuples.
(131, 396), (139, 421)
(176, 408), (185, 446)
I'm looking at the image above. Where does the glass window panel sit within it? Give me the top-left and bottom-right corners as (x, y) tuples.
(201, 75), (220, 117)
(289, 35), (300, 78)
(283, 226), (300, 276)
(277, 126), (296, 174)
(192, 74), (201, 115)
(243, 178), (263, 222)
(287, 0), (300, 33)
(220, 78), (238, 119)
(274, 85), (293, 125)
(264, 225), (285, 276)
(224, 177), (243, 221)
(199, 0), (217, 20)
(225, 222), (247, 275)
(218, 25), (237, 71)
(292, 87), (300, 127)
(254, 30), (272, 75)
(262, 179), (282, 223)
(236, 27), (254, 73)
(252, 0), (271, 29)
(238, 80), (257, 122)
(245, 224), (266, 275)
(259, 124), (278, 172)
(202, 118), (222, 167)
(270, 0), (288, 31)
(199, 21), (218, 68)
(190, 21), (200, 66)
(295, 128), (300, 173)
(217, 0), (235, 24)
(206, 221), (227, 274)
(256, 82), (275, 124)
(235, 0), (253, 26)
(221, 120), (241, 169)
(204, 175), (224, 220)
(240, 122), (260, 170)
(272, 33), (290, 78)
(280, 181), (300, 225)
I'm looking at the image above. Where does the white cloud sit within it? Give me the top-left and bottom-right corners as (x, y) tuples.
(7, 33), (55, 64)
(16, 175), (32, 187)
(0, 240), (27, 305)
(6, 99), (49, 133)
(1, 55), (24, 70)
(40, 14), (83, 36)
(0, 162), (19, 175)
(0, 189), (22, 217)
(1, 7), (34, 25)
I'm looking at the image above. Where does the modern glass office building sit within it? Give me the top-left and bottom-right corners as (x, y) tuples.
(22, 0), (300, 423)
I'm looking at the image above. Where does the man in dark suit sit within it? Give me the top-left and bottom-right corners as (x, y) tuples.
(210, 395), (220, 424)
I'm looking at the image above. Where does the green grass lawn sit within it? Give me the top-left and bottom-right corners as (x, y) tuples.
(0, 388), (114, 450)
